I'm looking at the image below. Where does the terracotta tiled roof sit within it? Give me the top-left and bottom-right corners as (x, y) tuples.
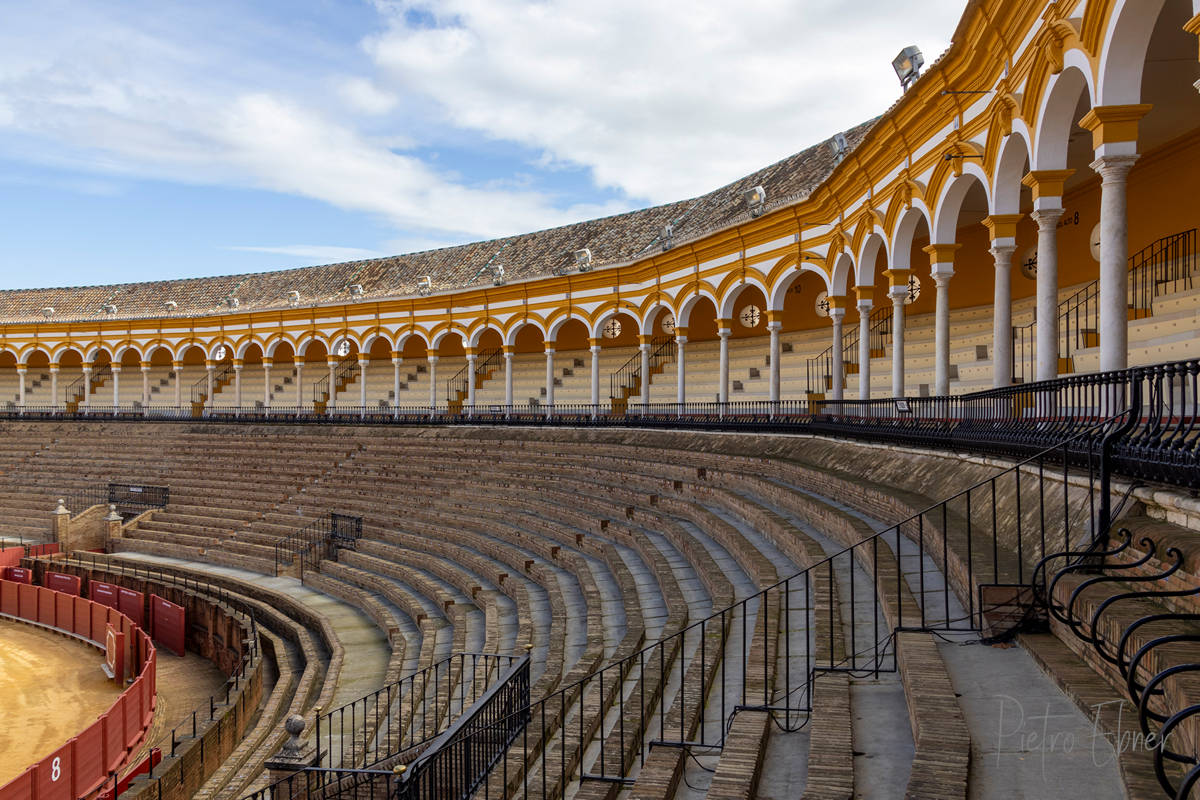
(0, 119), (876, 323)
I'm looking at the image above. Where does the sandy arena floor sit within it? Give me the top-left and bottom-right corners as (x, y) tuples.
(0, 618), (121, 785)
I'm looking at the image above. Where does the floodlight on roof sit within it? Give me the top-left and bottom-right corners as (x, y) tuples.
(42, 307), (54, 318)
(574, 248), (593, 272)
(417, 276), (433, 296)
(743, 185), (766, 217)
(348, 283), (364, 297)
(287, 290), (301, 306)
(661, 223), (674, 252)
(491, 265), (506, 286)
(227, 297), (240, 309)
(164, 300), (178, 312)
(829, 133), (849, 164)
(892, 46), (924, 91)
(102, 304), (117, 315)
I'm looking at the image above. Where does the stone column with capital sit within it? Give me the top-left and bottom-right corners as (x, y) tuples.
(140, 362), (151, 411)
(49, 365), (59, 410)
(502, 347), (514, 411)
(359, 357), (370, 409)
(982, 214), (1023, 388)
(326, 359), (337, 412)
(544, 346), (556, 416)
(767, 316), (782, 403)
(1022, 170), (1074, 381)
(110, 365), (121, 409)
(674, 328), (688, 406)
(173, 362), (183, 409)
(293, 359), (304, 407)
(1081, 104), (1150, 373)
(588, 339), (601, 412)
(263, 359), (273, 410)
(82, 364), (93, 411)
(391, 352), (402, 411)
(923, 244), (960, 397)
(717, 320), (732, 405)
(828, 298), (847, 402)
(233, 360), (243, 411)
(427, 354), (439, 412)
(883, 268), (910, 397)
(52, 499), (70, 549)
(465, 351), (478, 413)
(16, 365), (26, 409)
(638, 336), (651, 407)
(855, 286), (873, 401)
(205, 361), (215, 409)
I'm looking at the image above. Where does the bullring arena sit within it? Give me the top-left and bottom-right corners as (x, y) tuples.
(1, 0), (1199, 798)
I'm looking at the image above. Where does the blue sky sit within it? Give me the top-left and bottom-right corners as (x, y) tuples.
(0, 0), (965, 290)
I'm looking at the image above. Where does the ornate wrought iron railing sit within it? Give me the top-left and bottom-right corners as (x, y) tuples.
(446, 347), (501, 405)
(273, 512), (363, 577)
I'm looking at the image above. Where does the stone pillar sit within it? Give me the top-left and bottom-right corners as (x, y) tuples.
(638, 337), (651, 407)
(588, 340), (601, 413)
(49, 365), (59, 410)
(233, 360), (243, 410)
(173, 362), (183, 409)
(110, 365), (121, 409)
(855, 287), (873, 401)
(427, 354), (438, 411)
(327, 358), (337, 410)
(82, 364), (92, 410)
(263, 359), (273, 409)
(390, 353), (401, 410)
(16, 365), (26, 409)
(105, 505), (122, 548)
(294, 359), (304, 407)
(674, 328), (688, 406)
(359, 356), (370, 409)
(767, 317), (782, 403)
(983, 214), (1023, 388)
(1022, 170), (1074, 381)
(828, 300), (846, 402)
(717, 325), (731, 405)
(205, 361), (215, 408)
(503, 347), (514, 410)
(1080, 104), (1151, 372)
(140, 362), (151, 410)
(544, 347), (555, 417)
(53, 499), (70, 548)
(264, 715), (318, 799)
(465, 351), (478, 413)
(924, 244), (960, 397)
(884, 268), (910, 397)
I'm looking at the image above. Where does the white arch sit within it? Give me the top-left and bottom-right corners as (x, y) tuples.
(588, 308), (637, 340)
(295, 334), (331, 357)
(992, 128), (1032, 215)
(830, 252), (856, 297)
(767, 262), (830, 311)
(235, 338), (266, 360)
(932, 171), (991, 245)
(1032, 58), (1095, 171)
(395, 329), (432, 352)
(1097, 0), (1168, 106)
(50, 344), (85, 362)
(504, 319), (547, 347)
(675, 289), (718, 329)
(546, 312), (589, 342)
(430, 327), (467, 350)
(638, 300), (674, 337)
(113, 343), (145, 363)
(889, 205), (933, 270)
(856, 232), (889, 288)
(717, 277), (769, 320)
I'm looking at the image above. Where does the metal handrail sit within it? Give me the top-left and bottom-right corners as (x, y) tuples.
(191, 362), (234, 404)
(609, 335), (672, 401)
(446, 347), (501, 403)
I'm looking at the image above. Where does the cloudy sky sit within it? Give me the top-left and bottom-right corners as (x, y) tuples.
(0, 0), (965, 290)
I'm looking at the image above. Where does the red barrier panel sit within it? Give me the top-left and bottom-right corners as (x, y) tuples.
(150, 594), (186, 656)
(45, 571), (82, 595)
(103, 711), (123, 773)
(0, 769), (31, 800)
(117, 587), (144, 628)
(36, 740), (72, 800)
(73, 596), (91, 640)
(5, 566), (31, 583)
(0, 580), (16, 617)
(27, 543), (60, 558)
(54, 592), (73, 631)
(37, 586), (56, 627)
(89, 580), (117, 608)
(18, 582), (37, 618)
(0, 547), (22, 569)
(74, 722), (105, 795)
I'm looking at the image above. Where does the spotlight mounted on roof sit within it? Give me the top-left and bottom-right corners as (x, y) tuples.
(574, 248), (593, 272)
(287, 290), (301, 306)
(829, 133), (849, 165)
(164, 300), (178, 312)
(42, 307), (55, 318)
(491, 265), (506, 286)
(417, 276), (433, 296)
(892, 46), (924, 92)
(743, 185), (766, 218)
(661, 223), (674, 252)
(101, 304), (117, 315)
(348, 283), (364, 297)
(227, 297), (240, 309)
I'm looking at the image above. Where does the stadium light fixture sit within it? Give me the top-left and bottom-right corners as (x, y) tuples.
(287, 290), (301, 306)
(743, 185), (766, 217)
(492, 265), (506, 286)
(829, 133), (849, 165)
(661, 223), (674, 252)
(164, 300), (178, 312)
(417, 276), (433, 296)
(102, 304), (117, 315)
(227, 297), (240, 309)
(892, 46), (924, 92)
(574, 248), (593, 272)
(349, 283), (364, 297)
(42, 307), (54, 318)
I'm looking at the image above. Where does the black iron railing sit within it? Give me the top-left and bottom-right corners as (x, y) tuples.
(273, 512), (364, 577)
(63, 482), (170, 516)
(314, 354), (360, 405)
(609, 335), (673, 401)
(446, 348), (501, 405)
(191, 363), (234, 404)
(62, 363), (111, 406)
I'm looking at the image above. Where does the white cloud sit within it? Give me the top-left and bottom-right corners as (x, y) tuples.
(339, 76), (399, 115)
(366, 0), (966, 203)
(225, 245), (390, 262)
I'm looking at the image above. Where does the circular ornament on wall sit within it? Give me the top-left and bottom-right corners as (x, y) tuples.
(905, 274), (921, 305)
(739, 305), (762, 328)
(815, 291), (830, 318)
(1019, 246), (1037, 281)
(660, 315), (676, 335)
(1089, 222), (1101, 262)
(602, 318), (622, 339)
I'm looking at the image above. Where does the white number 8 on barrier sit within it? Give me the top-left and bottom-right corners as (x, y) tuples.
(51, 757), (60, 781)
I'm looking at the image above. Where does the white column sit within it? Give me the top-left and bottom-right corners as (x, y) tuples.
(263, 362), (272, 409)
(829, 308), (846, 402)
(327, 360), (337, 409)
(544, 348), (555, 417)
(140, 363), (151, 415)
(359, 357), (369, 409)
(49, 367), (58, 410)
(931, 263), (955, 396)
(857, 297), (873, 401)
(82, 365), (92, 409)
(767, 320), (782, 403)
(639, 340), (651, 406)
(589, 342), (601, 409)
(427, 355), (439, 411)
(294, 361), (304, 407)
(675, 333), (687, 406)
(990, 244), (1016, 387)
(205, 362), (215, 409)
(1092, 155), (1139, 373)
(233, 363), (242, 409)
(391, 356), (402, 410)
(1031, 208), (1065, 381)
(717, 328), (731, 405)
(503, 350), (514, 410)
(466, 353), (478, 412)
(889, 283), (907, 397)
(111, 365), (121, 409)
(173, 363), (182, 408)
(16, 366), (26, 408)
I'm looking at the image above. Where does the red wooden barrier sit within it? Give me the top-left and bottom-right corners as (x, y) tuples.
(0, 547), (22, 569)
(150, 594), (186, 656)
(89, 580), (117, 608)
(0, 577), (156, 800)
(117, 587), (144, 628)
(5, 566), (31, 583)
(45, 571), (82, 595)
(27, 543), (60, 558)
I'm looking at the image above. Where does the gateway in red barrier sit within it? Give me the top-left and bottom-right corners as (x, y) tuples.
(45, 571), (82, 595)
(150, 594), (186, 656)
(116, 587), (144, 628)
(90, 580), (117, 609)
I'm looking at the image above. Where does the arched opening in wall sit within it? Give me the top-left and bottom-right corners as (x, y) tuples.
(57, 348), (83, 408)
(674, 296), (718, 403)
(435, 331), (467, 407)
(297, 340), (327, 410)
(588, 312), (637, 407)
(779, 269), (831, 399)
(504, 323), (546, 406)
(234, 343), (264, 410)
(19, 350), (49, 407)
(1125, 0), (1200, 247)
(267, 341), (296, 407)
(720, 283), (769, 400)
(0, 351), (15, 409)
(938, 176), (992, 310)
(144, 346), (173, 408)
(901, 214), (936, 319)
(549, 319), (589, 404)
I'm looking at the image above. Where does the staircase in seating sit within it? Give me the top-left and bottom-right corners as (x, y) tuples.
(609, 335), (675, 413)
